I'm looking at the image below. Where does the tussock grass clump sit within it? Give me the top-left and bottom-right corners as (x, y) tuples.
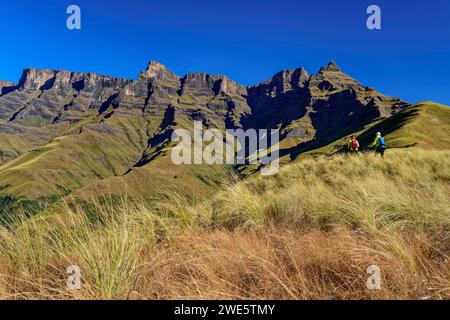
(0, 197), (200, 299)
(220, 148), (450, 231)
(137, 226), (449, 299)
(0, 148), (448, 299)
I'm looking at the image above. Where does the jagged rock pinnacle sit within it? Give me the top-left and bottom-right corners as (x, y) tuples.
(144, 61), (167, 77)
(141, 61), (179, 81)
(319, 61), (341, 73)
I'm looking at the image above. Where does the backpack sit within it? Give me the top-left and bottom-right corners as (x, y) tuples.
(351, 139), (359, 150)
(378, 137), (385, 146)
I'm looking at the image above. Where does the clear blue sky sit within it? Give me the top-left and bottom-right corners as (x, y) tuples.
(1, 0), (450, 105)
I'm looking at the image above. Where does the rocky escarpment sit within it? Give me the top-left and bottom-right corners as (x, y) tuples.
(103, 61), (251, 131)
(247, 61), (409, 153)
(0, 69), (132, 123)
(0, 60), (409, 162)
(1, 60), (408, 132)
(17, 68), (131, 92)
(0, 60), (410, 166)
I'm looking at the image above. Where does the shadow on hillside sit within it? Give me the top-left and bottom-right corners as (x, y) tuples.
(133, 105), (175, 168)
(277, 91), (380, 159)
(98, 93), (119, 115)
(356, 107), (420, 148)
(243, 87), (311, 133)
(1, 85), (19, 96)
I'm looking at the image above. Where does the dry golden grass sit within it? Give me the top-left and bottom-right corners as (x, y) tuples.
(0, 148), (448, 299)
(137, 226), (449, 300)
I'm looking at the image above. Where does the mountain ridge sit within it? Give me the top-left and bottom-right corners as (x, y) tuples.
(0, 60), (407, 93)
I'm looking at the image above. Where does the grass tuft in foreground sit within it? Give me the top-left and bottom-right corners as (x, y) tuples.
(0, 148), (448, 299)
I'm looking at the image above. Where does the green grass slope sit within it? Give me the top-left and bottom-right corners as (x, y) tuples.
(357, 101), (450, 149)
(0, 107), (236, 217)
(56, 109), (238, 208)
(290, 101), (450, 159)
(0, 112), (149, 215)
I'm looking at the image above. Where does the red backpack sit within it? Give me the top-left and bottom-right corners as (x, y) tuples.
(351, 139), (359, 150)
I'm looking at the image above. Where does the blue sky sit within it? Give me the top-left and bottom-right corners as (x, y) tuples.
(1, 0), (450, 105)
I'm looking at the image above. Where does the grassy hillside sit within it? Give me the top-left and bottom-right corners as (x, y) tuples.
(0, 120), (237, 220)
(0, 112), (150, 216)
(357, 101), (450, 149)
(284, 101), (450, 160)
(0, 147), (448, 299)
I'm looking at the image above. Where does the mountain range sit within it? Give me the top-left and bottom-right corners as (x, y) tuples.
(1, 60), (447, 216)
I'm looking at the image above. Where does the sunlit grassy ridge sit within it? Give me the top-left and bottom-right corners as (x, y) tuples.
(291, 101), (450, 158)
(357, 101), (450, 149)
(0, 148), (448, 299)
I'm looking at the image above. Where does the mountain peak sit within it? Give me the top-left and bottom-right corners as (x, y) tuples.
(319, 61), (341, 73)
(141, 61), (179, 80)
(250, 67), (309, 93)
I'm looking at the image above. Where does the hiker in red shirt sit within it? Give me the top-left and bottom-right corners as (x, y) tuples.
(347, 135), (360, 153)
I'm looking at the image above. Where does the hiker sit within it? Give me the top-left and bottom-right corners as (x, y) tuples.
(370, 132), (386, 158)
(347, 135), (360, 153)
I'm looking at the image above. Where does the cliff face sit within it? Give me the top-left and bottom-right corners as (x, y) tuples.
(17, 68), (131, 92)
(245, 61), (408, 154)
(0, 68), (132, 127)
(0, 60), (408, 133)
